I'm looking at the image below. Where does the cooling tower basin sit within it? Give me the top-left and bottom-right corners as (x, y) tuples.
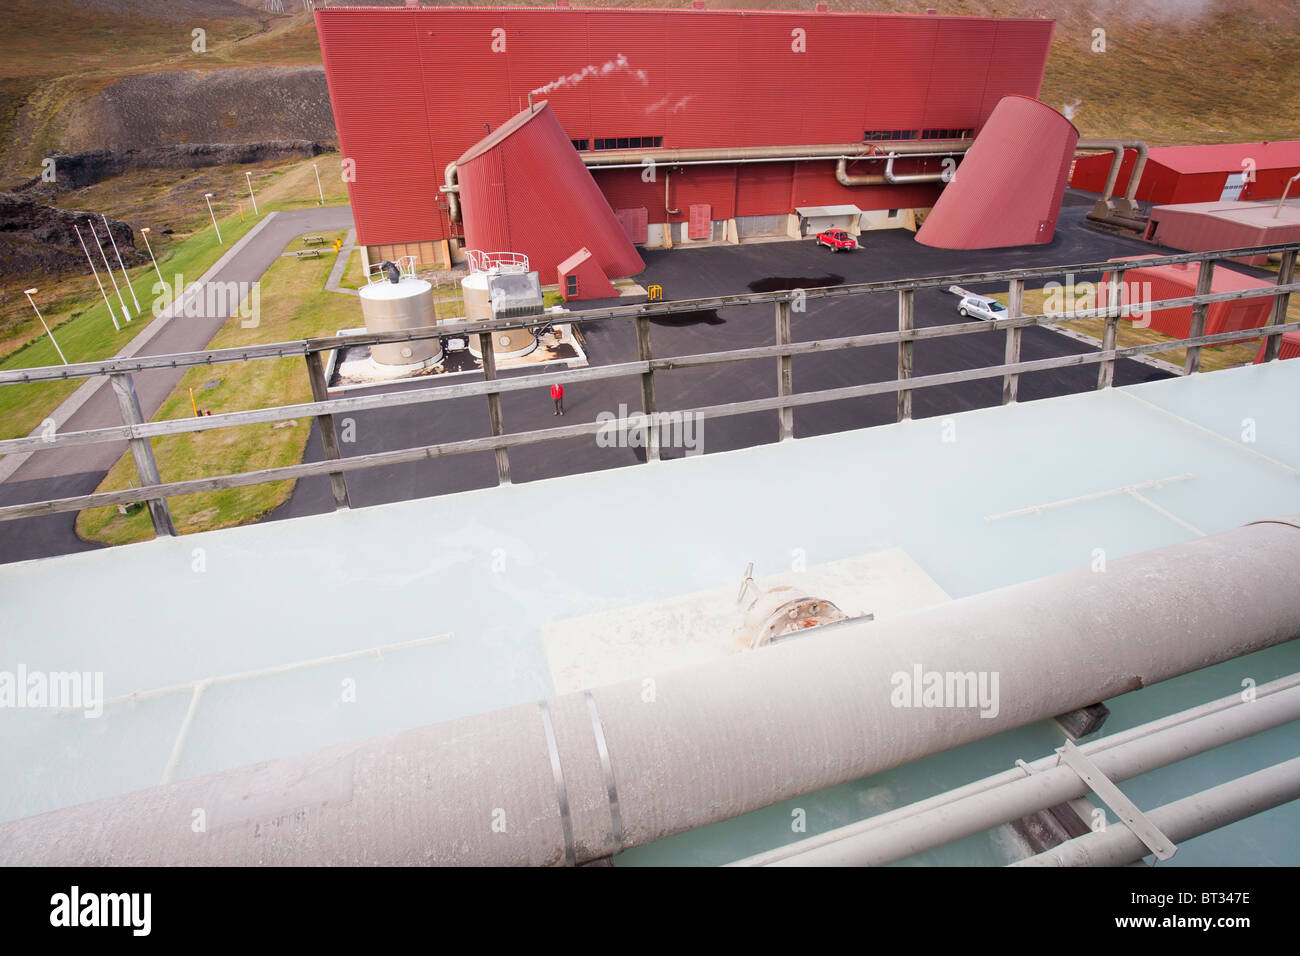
(358, 278), (443, 368)
(461, 271), (538, 359)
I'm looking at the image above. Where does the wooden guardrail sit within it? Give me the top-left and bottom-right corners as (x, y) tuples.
(0, 243), (1295, 537)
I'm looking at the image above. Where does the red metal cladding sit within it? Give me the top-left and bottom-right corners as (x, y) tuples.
(1071, 142), (1300, 204)
(688, 204), (712, 239)
(557, 247), (617, 302)
(1097, 256), (1276, 341)
(615, 207), (649, 245)
(916, 95), (1078, 250)
(315, 7), (1053, 247)
(1254, 332), (1300, 363)
(1147, 201), (1300, 266)
(456, 102), (644, 284)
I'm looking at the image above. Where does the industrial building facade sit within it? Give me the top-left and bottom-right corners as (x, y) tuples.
(315, 5), (1054, 272)
(1071, 142), (1300, 206)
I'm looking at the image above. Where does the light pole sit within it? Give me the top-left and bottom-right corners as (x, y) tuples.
(89, 219), (131, 324)
(73, 223), (119, 331)
(313, 162), (325, 205)
(204, 192), (223, 244)
(24, 288), (67, 365)
(140, 227), (165, 287)
(1275, 172), (1300, 219)
(103, 213), (141, 317)
(245, 170), (259, 216)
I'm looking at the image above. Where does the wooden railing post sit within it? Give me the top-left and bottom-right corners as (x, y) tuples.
(634, 314), (660, 461)
(1184, 258), (1216, 375)
(1002, 278), (1024, 404)
(478, 332), (511, 485)
(1097, 268), (1124, 390)
(304, 350), (351, 510)
(775, 300), (794, 439)
(1262, 249), (1297, 363)
(109, 372), (177, 537)
(897, 289), (914, 422)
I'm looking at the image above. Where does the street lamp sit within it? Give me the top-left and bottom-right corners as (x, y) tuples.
(204, 192), (223, 244)
(140, 227), (165, 287)
(24, 288), (68, 365)
(245, 170), (259, 216)
(313, 162), (325, 205)
(103, 213), (141, 317)
(1275, 172), (1300, 219)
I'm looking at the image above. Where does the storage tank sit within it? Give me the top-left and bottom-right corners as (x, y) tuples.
(358, 276), (442, 368)
(460, 251), (540, 359)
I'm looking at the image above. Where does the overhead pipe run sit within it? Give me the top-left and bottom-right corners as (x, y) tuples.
(1076, 138), (1151, 226)
(440, 139), (975, 221)
(1, 517), (1296, 866)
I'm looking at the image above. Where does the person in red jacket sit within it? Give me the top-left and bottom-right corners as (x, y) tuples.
(551, 382), (564, 416)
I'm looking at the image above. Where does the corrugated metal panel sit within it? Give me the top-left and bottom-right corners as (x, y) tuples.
(1098, 258), (1275, 338)
(615, 207), (649, 244)
(458, 102), (643, 284)
(735, 163), (794, 217)
(917, 95), (1077, 249)
(923, 19), (996, 130)
(316, 7), (1054, 246)
(1254, 331), (1300, 362)
(688, 203), (712, 240)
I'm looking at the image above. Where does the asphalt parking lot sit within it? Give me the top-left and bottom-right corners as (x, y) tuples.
(272, 199), (1173, 523)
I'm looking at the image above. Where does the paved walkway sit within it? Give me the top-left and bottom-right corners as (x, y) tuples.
(0, 205), (354, 563)
(324, 228), (359, 296)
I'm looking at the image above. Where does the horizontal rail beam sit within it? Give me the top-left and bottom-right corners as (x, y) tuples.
(2, 243), (1297, 386)
(5, 320), (1296, 525)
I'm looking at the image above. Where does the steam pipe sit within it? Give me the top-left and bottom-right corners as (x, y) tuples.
(1076, 139), (1151, 221)
(745, 679), (1300, 866)
(440, 139), (974, 221)
(2, 517), (1296, 866)
(1013, 756), (1300, 867)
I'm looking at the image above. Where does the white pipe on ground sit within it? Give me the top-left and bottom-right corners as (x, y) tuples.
(1, 518), (1296, 866)
(748, 680), (1300, 866)
(1013, 756), (1300, 867)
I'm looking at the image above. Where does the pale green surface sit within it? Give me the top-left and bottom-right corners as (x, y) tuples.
(1, 360), (1298, 864)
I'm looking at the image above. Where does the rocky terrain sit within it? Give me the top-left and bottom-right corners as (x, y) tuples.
(11, 140), (324, 194)
(0, 193), (146, 278)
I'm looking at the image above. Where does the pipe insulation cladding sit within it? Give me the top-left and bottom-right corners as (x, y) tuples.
(2, 518), (1298, 866)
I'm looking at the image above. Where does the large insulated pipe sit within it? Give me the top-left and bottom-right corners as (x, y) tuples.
(441, 139), (973, 220)
(1013, 756), (1300, 867)
(1, 518), (1297, 866)
(1076, 139), (1150, 220)
(752, 679), (1300, 866)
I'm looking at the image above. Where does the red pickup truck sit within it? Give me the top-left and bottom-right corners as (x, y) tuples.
(816, 228), (857, 252)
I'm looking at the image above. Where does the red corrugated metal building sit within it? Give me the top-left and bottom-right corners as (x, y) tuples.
(1096, 256), (1276, 341)
(915, 95), (1077, 249)
(457, 103), (644, 284)
(557, 247), (618, 301)
(1144, 199), (1300, 265)
(1254, 332), (1300, 363)
(1071, 142), (1300, 206)
(315, 5), (1055, 268)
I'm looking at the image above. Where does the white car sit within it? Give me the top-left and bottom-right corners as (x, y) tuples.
(957, 294), (1008, 321)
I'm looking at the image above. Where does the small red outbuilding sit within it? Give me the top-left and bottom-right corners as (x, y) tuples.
(1096, 255), (1276, 342)
(557, 247), (617, 302)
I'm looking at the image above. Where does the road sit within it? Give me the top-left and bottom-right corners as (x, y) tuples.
(0, 206), (355, 563)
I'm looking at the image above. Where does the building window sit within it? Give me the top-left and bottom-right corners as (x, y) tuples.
(868, 128), (974, 143)
(888, 209), (898, 217)
(566, 275), (578, 296)
(592, 136), (663, 150)
(571, 139), (590, 151)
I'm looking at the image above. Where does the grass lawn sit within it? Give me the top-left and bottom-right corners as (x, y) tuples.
(75, 230), (356, 546)
(0, 155), (353, 445)
(987, 286), (1298, 373)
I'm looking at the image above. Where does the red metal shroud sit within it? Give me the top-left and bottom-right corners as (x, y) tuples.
(916, 95), (1078, 250)
(457, 102), (644, 284)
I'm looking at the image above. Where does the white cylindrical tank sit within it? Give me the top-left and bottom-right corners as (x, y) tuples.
(462, 272), (537, 359)
(358, 278), (443, 368)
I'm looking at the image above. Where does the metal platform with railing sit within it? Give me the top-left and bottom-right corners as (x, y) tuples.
(0, 242), (1295, 538)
